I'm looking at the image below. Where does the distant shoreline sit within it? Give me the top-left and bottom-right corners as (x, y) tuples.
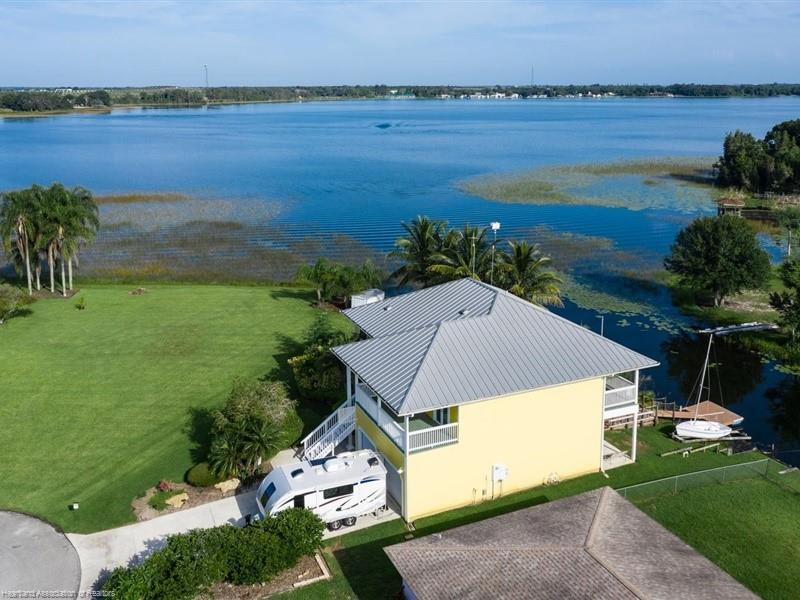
(3, 93), (798, 119)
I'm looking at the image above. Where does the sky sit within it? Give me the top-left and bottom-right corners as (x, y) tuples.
(1, 0), (799, 87)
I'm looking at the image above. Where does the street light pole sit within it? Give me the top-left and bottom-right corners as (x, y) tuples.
(597, 315), (604, 337)
(490, 222), (501, 284)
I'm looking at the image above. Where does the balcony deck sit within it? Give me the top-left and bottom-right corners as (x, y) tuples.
(355, 383), (458, 453)
(603, 375), (638, 419)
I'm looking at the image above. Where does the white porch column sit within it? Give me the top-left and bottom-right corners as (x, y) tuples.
(377, 396), (382, 427)
(403, 415), (410, 522)
(345, 366), (352, 401)
(631, 370), (640, 462)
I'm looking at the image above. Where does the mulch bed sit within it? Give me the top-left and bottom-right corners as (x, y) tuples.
(208, 553), (327, 599)
(132, 480), (258, 522)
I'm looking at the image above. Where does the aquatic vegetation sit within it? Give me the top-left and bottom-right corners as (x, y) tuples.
(458, 157), (718, 212)
(95, 192), (192, 205)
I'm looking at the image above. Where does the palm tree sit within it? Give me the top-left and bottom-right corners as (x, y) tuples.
(38, 184), (99, 296)
(429, 224), (494, 282)
(296, 257), (337, 305)
(497, 240), (563, 307)
(390, 216), (445, 287)
(0, 189), (35, 295)
(60, 186), (99, 291)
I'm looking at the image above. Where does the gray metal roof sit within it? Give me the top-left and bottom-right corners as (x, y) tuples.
(342, 277), (497, 338)
(332, 279), (658, 416)
(384, 487), (757, 600)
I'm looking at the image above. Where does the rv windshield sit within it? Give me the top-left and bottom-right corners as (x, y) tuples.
(259, 482), (277, 509)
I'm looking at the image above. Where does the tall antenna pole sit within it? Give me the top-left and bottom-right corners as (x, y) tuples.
(203, 64), (209, 89)
(530, 65), (534, 89)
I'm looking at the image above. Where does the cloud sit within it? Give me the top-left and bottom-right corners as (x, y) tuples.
(0, 1), (798, 86)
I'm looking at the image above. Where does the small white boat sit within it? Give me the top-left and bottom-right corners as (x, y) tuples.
(676, 419), (732, 440)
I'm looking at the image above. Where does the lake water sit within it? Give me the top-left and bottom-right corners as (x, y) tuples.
(2, 97), (800, 462)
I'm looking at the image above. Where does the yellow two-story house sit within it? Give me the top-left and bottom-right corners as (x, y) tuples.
(299, 278), (658, 523)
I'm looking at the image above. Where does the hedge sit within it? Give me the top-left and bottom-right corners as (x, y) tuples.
(103, 508), (325, 599)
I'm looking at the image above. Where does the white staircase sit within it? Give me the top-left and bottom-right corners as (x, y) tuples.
(299, 399), (356, 460)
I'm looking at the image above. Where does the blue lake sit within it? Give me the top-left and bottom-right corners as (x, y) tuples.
(2, 97), (799, 462)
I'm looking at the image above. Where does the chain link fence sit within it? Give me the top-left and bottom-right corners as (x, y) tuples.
(617, 459), (771, 502)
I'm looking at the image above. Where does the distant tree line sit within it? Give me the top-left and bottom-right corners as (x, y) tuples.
(0, 90), (111, 112)
(715, 119), (800, 194)
(5, 83), (800, 112)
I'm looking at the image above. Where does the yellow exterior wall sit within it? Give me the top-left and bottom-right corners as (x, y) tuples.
(405, 377), (604, 521)
(355, 405), (404, 470)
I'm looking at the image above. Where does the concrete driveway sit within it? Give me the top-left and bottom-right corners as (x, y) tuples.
(68, 487), (400, 591)
(68, 490), (259, 591)
(0, 511), (81, 595)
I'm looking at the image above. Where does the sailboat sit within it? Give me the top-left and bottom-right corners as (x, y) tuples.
(674, 323), (777, 440)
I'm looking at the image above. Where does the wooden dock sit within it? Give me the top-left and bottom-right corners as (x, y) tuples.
(656, 400), (743, 427)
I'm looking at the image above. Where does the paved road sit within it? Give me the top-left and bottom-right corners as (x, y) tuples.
(0, 511), (80, 595)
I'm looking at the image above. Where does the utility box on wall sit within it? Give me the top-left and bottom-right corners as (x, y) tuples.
(492, 463), (508, 482)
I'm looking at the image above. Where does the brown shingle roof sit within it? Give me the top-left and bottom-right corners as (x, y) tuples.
(384, 488), (756, 600)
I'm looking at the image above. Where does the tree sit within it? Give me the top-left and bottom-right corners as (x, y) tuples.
(390, 216), (445, 287)
(770, 259), (800, 344)
(664, 215), (770, 307)
(288, 314), (356, 404)
(208, 379), (298, 478)
(715, 119), (800, 193)
(778, 207), (800, 257)
(36, 184), (99, 296)
(0, 284), (33, 325)
(429, 224), (494, 282)
(296, 258), (382, 306)
(0, 189), (36, 295)
(497, 241), (563, 306)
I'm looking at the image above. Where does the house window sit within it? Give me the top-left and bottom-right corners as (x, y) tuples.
(293, 494), (306, 508)
(323, 484), (354, 499)
(434, 408), (450, 425)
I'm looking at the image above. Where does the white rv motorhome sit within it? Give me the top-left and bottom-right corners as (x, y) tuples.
(256, 450), (387, 530)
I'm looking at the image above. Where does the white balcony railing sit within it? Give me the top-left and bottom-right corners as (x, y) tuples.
(355, 382), (459, 452)
(408, 422), (459, 452)
(605, 375), (637, 406)
(355, 383), (405, 448)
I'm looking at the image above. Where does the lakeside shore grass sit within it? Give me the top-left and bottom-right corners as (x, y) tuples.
(0, 283), (340, 533)
(95, 192), (193, 205)
(459, 157), (718, 211)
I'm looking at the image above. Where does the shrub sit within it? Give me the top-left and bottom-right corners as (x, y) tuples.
(74, 296), (86, 310)
(157, 480), (173, 492)
(208, 379), (300, 478)
(224, 527), (293, 585)
(102, 512), (323, 598)
(0, 284), (33, 325)
(148, 489), (180, 511)
(186, 462), (224, 487)
(260, 508), (325, 557)
(288, 314), (356, 404)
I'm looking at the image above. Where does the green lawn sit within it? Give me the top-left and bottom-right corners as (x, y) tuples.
(0, 284), (337, 533)
(278, 425), (777, 599)
(638, 470), (800, 600)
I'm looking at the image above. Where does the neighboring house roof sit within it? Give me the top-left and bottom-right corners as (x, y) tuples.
(332, 279), (658, 416)
(384, 487), (756, 600)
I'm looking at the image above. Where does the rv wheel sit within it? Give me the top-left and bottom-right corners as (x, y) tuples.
(327, 520), (342, 531)
(343, 517), (357, 527)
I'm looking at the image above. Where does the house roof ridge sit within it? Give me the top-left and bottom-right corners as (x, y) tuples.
(390, 543), (582, 552)
(583, 488), (646, 599)
(401, 322), (445, 413)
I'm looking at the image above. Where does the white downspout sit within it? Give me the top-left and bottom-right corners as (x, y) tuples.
(600, 377), (608, 477)
(403, 415), (410, 522)
(632, 370), (640, 462)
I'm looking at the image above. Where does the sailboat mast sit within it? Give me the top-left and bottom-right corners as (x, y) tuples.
(695, 334), (714, 419)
